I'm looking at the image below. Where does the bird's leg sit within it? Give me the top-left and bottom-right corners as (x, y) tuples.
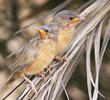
(20, 73), (38, 95)
(37, 71), (46, 80)
(55, 56), (67, 62)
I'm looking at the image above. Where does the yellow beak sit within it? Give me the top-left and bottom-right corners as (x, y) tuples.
(72, 17), (85, 22)
(38, 29), (46, 35)
(36, 28), (47, 39)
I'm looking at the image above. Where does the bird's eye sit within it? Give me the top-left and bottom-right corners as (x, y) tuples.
(69, 17), (73, 20)
(45, 30), (49, 32)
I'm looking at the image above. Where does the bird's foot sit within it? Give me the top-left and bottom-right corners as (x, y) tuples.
(26, 82), (38, 95)
(55, 56), (67, 62)
(45, 66), (51, 74)
(37, 71), (46, 80)
(21, 74), (38, 95)
(31, 83), (38, 95)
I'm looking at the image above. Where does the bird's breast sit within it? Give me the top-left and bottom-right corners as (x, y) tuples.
(56, 29), (73, 55)
(21, 39), (56, 75)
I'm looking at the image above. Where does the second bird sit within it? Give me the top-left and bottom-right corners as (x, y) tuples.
(48, 10), (84, 58)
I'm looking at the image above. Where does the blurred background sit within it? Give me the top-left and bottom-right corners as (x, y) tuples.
(0, 0), (110, 100)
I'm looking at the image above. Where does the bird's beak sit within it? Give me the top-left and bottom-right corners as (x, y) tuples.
(36, 28), (47, 39)
(72, 17), (85, 22)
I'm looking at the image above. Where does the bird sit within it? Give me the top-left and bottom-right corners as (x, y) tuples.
(5, 25), (57, 94)
(47, 10), (85, 61)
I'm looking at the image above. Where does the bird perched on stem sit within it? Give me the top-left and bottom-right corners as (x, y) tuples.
(3, 10), (84, 96)
(4, 25), (57, 94)
(47, 10), (85, 61)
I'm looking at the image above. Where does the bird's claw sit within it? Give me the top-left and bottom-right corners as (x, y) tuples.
(45, 66), (51, 74)
(26, 83), (38, 95)
(37, 72), (46, 80)
(55, 56), (67, 62)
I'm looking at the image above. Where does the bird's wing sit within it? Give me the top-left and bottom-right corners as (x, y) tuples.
(10, 36), (42, 73)
(7, 34), (40, 59)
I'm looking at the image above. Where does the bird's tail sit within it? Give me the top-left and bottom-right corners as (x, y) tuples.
(0, 74), (15, 98)
(5, 74), (15, 85)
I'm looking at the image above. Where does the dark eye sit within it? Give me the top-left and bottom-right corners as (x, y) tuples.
(45, 30), (48, 32)
(69, 17), (73, 20)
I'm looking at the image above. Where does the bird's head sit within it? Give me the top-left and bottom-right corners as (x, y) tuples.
(36, 25), (57, 41)
(53, 10), (85, 28)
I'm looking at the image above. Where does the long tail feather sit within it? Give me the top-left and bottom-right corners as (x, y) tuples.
(5, 74), (15, 85)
